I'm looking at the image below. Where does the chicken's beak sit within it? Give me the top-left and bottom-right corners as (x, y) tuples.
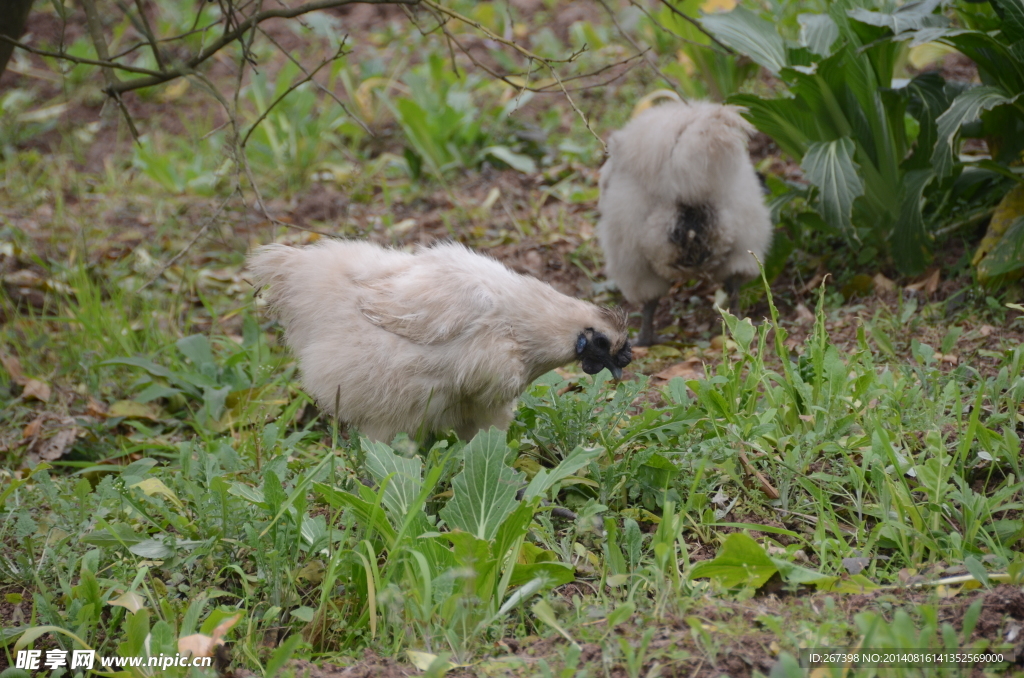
(607, 365), (623, 380)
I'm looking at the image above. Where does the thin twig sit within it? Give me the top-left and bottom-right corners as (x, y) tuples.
(241, 40), (349, 147)
(542, 60), (605, 152)
(656, 0), (735, 54)
(594, 0), (681, 92)
(111, 0), (165, 70)
(138, 198), (232, 291)
(80, 0), (140, 140)
(255, 28), (371, 135)
(105, 0), (420, 96)
(0, 34), (164, 77)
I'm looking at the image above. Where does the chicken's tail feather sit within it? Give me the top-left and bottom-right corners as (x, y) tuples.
(248, 244), (301, 310)
(686, 104), (754, 154)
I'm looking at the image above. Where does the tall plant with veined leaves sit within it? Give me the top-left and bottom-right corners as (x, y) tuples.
(701, 0), (1015, 275)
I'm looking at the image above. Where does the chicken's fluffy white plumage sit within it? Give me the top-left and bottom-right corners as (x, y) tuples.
(597, 101), (773, 344)
(248, 240), (630, 442)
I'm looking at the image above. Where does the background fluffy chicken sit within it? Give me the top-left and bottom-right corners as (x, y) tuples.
(248, 240), (631, 442)
(597, 100), (773, 345)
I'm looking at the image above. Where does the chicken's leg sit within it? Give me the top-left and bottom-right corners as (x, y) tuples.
(636, 299), (659, 346)
(724, 275), (743, 313)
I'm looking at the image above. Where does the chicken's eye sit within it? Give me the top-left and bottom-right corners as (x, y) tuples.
(576, 334), (588, 355)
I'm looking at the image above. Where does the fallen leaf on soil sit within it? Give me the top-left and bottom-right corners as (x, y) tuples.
(109, 400), (162, 420)
(178, 613), (242, 658)
(22, 416), (44, 440)
(978, 324), (995, 337)
(1, 354), (27, 385)
(873, 273), (896, 293)
(794, 303), (814, 325)
(86, 398), (109, 417)
(905, 268), (940, 296)
(652, 358), (704, 383)
(36, 427), (79, 461)
(934, 353), (958, 365)
(407, 650), (466, 673)
(629, 346), (648, 359)
(23, 379), (51, 402)
(843, 557), (871, 575)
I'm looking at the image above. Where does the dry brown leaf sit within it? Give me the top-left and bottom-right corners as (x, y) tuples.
(22, 416), (43, 440)
(905, 268), (940, 296)
(86, 398), (109, 418)
(794, 303), (814, 325)
(1, 354), (27, 385)
(798, 272), (825, 295)
(629, 346), (649, 360)
(37, 427), (78, 461)
(873, 273), (896, 293)
(978, 324), (996, 337)
(652, 358), (704, 383)
(22, 379), (51, 402)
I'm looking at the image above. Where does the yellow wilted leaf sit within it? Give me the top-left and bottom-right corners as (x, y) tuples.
(109, 400), (163, 420)
(131, 478), (185, 511)
(908, 42), (957, 71)
(631, 89), (683, 119)
(109, 591), (146, 614)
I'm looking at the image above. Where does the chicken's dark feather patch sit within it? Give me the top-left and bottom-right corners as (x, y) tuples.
(669, 202), (716, 269)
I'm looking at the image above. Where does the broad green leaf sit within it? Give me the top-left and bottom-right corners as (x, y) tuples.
(995, 0), (1024, 43)
(933, 86), (1022, 177)
(228, 482), (266, 508)
(607, 601), (635, 629)
(99, 356), (174, 379)
(440, 428), (524, 541)
(701, 7), (788, 74)
(362, 440), (424, 518)
(729, 94), (813, 160)
(798, 13), (838, 56)
(176, 335), (216, 370)
(522, 445), (603, 501)
(801, 137), (864, 236)
(315, 483), (398, 546)
(531, 599), (577, 645)
(128, 539), (175, 559)
(890, 169), (934, 275)
(507, 562), (574, 588)
(484, 146), (537, 174)
(689, 533), (777, 588)
(848, 0), (947, 35)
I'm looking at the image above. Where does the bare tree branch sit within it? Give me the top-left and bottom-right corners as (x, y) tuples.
(594, 0), (682, 93)
(0, 34), (165, 77)
(655, 0), (735, 54)
(241, 39), (350, 147)
(80, 0), (140, 140)
(104, 0), (420, 96)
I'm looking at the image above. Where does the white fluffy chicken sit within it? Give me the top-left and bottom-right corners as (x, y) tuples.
(597, 99), (773, 346)
(248, 240), (631, 442)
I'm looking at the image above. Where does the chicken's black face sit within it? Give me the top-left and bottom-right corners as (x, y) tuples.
(576, 329), (632, 380)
